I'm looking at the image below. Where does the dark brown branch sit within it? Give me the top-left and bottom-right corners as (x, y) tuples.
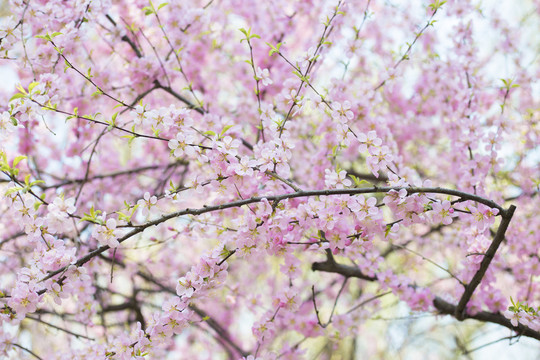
(122, 84), (160, 114)
(312, 257), (376, 281)
(310, 237), (540, 342)
(41, 161), (186, 190)
(32, 100), (168, 142)
(101, 297), (146, 329)
(434, 297), (540, 341)
(12, 343), (43, 360)
(155, 82), (254, 151)
(454, 205), (516, 320)
(90, 254), (247, 357)
(41, 186), (506, 284)
(155, 82), (205, 115)
(135, 270), (248, 357)
(311, 277), (349, 328)
(0, 231), (25, 248)
(105, 14), (143, 58)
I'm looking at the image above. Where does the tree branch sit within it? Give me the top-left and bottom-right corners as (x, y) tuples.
(434, 296), (540, 341)
(41, 186), (506, 283)
(454, 205), (516, 320)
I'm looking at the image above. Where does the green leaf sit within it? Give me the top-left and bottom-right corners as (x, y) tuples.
(12, 155), (27, 168)
(35, 34), (51, 41)
(220, 125), (234, 137)
(239, 27), (259, 43)
(121, 134), (134, 141)
(428, 0), (446, 11)
(64, 59), (72, 72)
(351, 176), (372, 188)
(28, 82), (40, 93)
(219, 246), (231, 258)
(9, 93), (26, 102)
(266, 42), (282, 56)
(117, 211), (130, 222)
(142, 6), (155, 15)
(330, 144), (339, 157)
(30, 180), (45, 186)
(385, 224), (392, 237)
(81, 205), (102, 223)
(5, 187), (23, 196)
(15, 84), (27, 95)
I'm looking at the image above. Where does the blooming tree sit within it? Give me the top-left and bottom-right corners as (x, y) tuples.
(0, 0), (539, 358)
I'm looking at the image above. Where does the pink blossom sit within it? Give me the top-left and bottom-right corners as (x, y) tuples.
(130, 104), (148, 126)
(324, 169), (352, 188)
(331, 101), (354, 123)
(93, 218), (121, 248)
(280, 254), (302, 279)
(255, 67), (273, 86)
(231, 156), (258, 176)
(216, 135), (241, 157)
(0, 111), (20, 143)
(503, 309), (522, 327)
(8, 283), (40, 319)
(137, 191), (158, 217)
(367, 145), (393, 176)
(469, 205), (500, 231)
(431, 200), (456, 225)
(357, 130), (382, 153)
(168, 131), (196, 157)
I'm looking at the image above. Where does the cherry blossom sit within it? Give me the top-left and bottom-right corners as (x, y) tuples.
(255, 67), (273, 86)
(357, 130), (382, 153)
(137, 191), (158, 217)
(92, 217), (121, 248)
(431, 200), (456, 225)
(324, 169), (352, 188)
(331, 101), (354, 123)
(168, 131), (197, 158)
(0, 0), (538, 358)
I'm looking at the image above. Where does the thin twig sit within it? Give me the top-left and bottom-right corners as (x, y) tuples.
(11, 343), (43, 360)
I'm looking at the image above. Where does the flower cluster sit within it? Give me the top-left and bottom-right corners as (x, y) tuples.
(0, 0), (537, 358)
